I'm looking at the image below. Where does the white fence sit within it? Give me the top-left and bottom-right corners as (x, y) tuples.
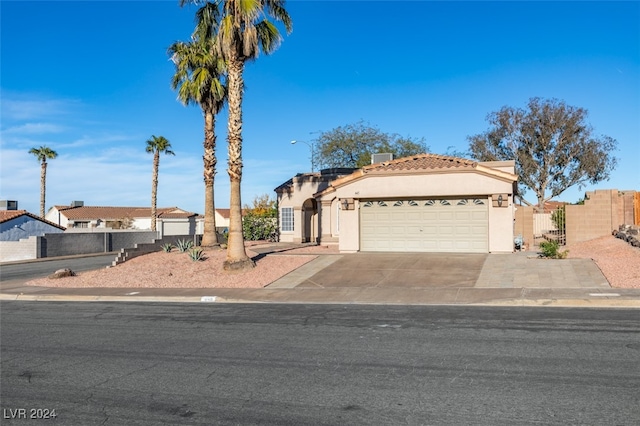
(533, 213), (555, 237)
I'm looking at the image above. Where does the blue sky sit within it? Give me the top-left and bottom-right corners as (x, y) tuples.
(1, 0), (639, 215)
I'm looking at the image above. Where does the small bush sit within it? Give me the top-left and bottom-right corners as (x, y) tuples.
(539, 240), (569, 259)
(161, 243), (173, 253)
(242, 214), (278, 242)
(188, 247), (205, 261)
(175, 239), (194, 253)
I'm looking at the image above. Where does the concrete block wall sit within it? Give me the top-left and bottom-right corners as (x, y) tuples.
(0, 236), (40, 262)
(42, 231), (158, 257)
(618, 191), (637, 225)
(566, 189), (620, 246)
(43, 233), (106, 257)
(514, 189), (638, 248)
(513, 205), (535, 249)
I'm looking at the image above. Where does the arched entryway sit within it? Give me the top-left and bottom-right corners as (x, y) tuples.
(302, 198), (318, 243)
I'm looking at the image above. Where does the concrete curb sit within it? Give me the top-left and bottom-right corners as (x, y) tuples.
(2, 291), (639, 308)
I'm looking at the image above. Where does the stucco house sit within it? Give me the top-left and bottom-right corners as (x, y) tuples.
(0, 209), (65, 242)
(275, 154), (517, 253)
(0, 208), (66, 262)
(45, 203), (202, 236)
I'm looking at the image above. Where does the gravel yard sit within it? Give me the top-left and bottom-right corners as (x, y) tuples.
(23, 235), (639, 289)
(564, 235), (640, 288)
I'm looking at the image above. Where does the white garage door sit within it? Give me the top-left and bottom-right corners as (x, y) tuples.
(360, 198), (488, 253)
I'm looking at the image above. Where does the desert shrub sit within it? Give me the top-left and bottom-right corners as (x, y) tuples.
(242, 213), (278, 242)
(161, 243), (173, 253)
(539, 240), (568, 259)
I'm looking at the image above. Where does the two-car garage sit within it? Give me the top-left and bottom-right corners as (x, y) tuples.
(277, 154), (517, 253)
(359, 198), (490, 253)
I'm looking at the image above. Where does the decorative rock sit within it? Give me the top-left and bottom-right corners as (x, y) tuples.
(614, 225), (640, 250)
(49, 268), (75, 279)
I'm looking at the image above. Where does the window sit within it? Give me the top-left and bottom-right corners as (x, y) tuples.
(281, 207), (294, 232)
(73, 221), (89, 228)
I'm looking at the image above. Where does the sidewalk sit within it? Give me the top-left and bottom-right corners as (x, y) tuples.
(2, 244), (639, 308)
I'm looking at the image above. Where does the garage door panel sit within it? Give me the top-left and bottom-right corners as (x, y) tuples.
(439, 212), (455, 220)
(361, 198), (488, 253)
(471, 211), (488, 220)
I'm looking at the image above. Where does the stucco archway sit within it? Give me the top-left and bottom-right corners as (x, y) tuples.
(302, 198), (318, 243)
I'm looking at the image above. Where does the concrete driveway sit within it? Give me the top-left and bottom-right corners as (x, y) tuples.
(268, 251), (611, 290)
(276, 253), (487, 288)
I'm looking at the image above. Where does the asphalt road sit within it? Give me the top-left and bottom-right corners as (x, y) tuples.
(1, 302), (639, 425)
(0, 254), (117, 283)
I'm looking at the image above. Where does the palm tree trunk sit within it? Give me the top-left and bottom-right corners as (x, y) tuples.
(151, 151), (159, 232)
(40, 161), (47, 218)
(201, 110), (219, 247)
(223, 59), (254, 271)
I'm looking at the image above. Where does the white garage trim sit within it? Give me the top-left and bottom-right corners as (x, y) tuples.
(360, 198), (489, 253)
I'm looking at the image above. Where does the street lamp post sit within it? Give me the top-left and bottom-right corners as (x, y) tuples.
(291, 140), (315, 172)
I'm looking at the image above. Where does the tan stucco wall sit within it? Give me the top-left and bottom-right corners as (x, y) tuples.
(488, 195), (516, 253)
(338, 203), (360, 252)
(277, 176), (327, 244)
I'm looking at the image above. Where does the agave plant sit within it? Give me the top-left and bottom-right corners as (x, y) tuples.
(188, 247), (205, 262)
(175, 239), (194, 253)
(161, 243), (174, 253)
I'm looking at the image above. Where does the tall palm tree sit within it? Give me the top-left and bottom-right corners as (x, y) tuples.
(169, 3), (227, 247)
(145, 135), (175, 232)
(28, 146), (58, 218)
(183, 0), (292, 271)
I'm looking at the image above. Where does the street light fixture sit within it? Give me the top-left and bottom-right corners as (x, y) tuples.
(291, 139), (315, 172)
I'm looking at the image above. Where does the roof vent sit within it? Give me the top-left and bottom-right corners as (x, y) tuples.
(371, 153), (393, 164)
(0, 200), (18, 210)
(71, 201), (84, 208)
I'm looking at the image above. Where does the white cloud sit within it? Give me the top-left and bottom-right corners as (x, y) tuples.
(0, 95), (81, 121)
(1, 122), (66, 135)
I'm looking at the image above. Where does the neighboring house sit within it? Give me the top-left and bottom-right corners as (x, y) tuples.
(0, 210), (65, 241)
(275, 154), (517, 253)
(0, 209), (66, 262)
(214, 209), (230, 230)
(45, 203), (201, 237)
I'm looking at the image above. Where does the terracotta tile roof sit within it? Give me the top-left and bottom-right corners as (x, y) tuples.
(216, 209), (230, 219)
(0, 210), (26, 223)
(57, 206), (197, 220)
(215, 209), (249, 218)
(363, 153), (477, 173)
(315, 154), (516, 197)
(0, 210), (66, 230)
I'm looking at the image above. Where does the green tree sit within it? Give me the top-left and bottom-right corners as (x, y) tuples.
(468, 97), (618, 208)
(145, 135), (175, 232)
(28, 146), (58, 218)
(313, 121), (428, 169)
(169, 3), (226, 247)
(242, 194), (278, 241)
(244, 193), (277, 218)
(183, 0), (292, 271)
